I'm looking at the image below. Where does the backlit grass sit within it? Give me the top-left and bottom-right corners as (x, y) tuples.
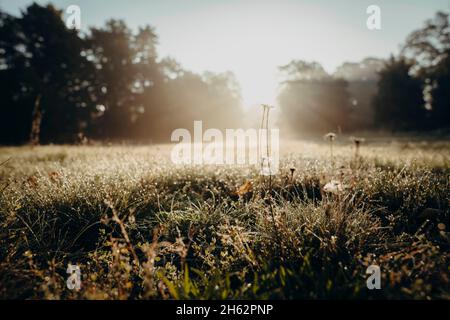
(0, 140), (449, 299)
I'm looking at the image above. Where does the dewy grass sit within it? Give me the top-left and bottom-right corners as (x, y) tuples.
(0, 141), (449, 299)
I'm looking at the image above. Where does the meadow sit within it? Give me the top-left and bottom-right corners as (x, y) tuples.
(0, 138), (449, 299)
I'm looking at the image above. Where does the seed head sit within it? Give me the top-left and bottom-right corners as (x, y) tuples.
(350, 136), (365, 146)
(324, 132), (337, 142)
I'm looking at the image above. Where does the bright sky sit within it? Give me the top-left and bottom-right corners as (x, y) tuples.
(1, 0), (450, 107)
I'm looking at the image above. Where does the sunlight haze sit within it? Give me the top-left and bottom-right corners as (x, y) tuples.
(1, 0), (449, 107)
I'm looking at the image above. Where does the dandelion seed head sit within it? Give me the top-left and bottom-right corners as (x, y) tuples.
(350, 136), (365, 145)
(324, 132), (337, 141)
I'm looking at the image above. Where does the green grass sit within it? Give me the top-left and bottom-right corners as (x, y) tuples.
(0, 140), (449, 299)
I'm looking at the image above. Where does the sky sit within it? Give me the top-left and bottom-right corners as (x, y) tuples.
(1, 0), (450, 107)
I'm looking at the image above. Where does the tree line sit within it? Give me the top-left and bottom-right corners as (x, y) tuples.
(0, 3), (243, 144)
(278, 11), (450, 135)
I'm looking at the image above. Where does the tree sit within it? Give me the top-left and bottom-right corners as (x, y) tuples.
(278, 60), (351, 135)
(402, 11), (450, 72)
(279, 60), (328, 81)
(334, 57), (384, 82)
(334, 58), (384, 130)
(372, 57), (425, 131)
(86, 20), (139, 140)
(429, 54), (450, 129)
(147, 69), (243, 141)
(0, 4), (95, 144)
(401, 11), (450, 130)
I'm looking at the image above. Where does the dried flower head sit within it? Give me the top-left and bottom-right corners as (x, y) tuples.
(324, 132), (337, 141)
(350, 136), (365, 145)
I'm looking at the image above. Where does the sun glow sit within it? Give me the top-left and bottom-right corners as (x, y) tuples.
(154, 1), (387, 108)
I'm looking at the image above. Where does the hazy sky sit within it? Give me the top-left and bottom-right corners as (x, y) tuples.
(1, 0), (450, 107)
